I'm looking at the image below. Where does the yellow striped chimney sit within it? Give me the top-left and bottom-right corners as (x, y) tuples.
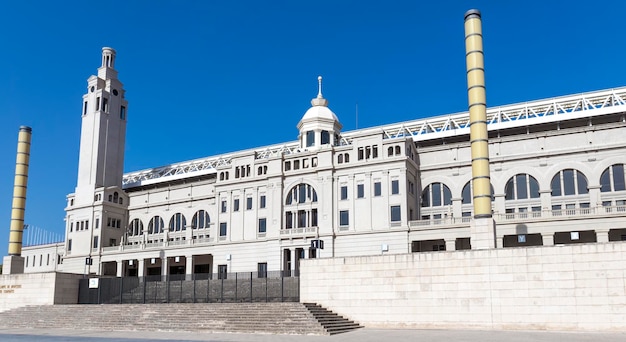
(8, 126), (32, 256)
(464, 9), (492, 219)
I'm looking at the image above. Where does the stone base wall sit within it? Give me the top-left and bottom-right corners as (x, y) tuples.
(0, 272), (83, 312)
(300, 242), (626, 331)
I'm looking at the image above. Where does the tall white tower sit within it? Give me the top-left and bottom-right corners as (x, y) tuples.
(63, 47), (129, 275)
(75, 47), (127, 201)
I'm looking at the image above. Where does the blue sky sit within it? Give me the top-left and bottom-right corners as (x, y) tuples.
(1, 1), (625, 259)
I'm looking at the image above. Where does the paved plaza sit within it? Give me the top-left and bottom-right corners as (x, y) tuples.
(1, 328), (625, 342)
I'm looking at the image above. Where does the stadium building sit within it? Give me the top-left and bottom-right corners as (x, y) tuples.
(22, 46), (626, 278)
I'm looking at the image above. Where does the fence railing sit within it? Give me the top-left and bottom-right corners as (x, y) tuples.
(78, 271), (299, 304)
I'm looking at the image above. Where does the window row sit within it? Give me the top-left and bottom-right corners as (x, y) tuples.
(284, 157), (319, 172)
(340, 180), (399, 200)
(221, 195), (267, 213)
(217, 217), (268, 237)
(422, 165), (626, 207)
(357, 145), (379, 160)
(70, 220), (90, 232)
(129, 210), (212, 236)
(338, 205), (402, 226)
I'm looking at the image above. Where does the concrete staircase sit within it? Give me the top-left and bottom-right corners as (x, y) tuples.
(0, 303), (361, 335)
(304, 303), (363, 335)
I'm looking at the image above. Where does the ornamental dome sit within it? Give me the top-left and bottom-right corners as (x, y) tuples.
(297, 76), (342, 129)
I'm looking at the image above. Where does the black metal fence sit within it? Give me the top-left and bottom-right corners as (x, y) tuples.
(78, 271), (299, 304)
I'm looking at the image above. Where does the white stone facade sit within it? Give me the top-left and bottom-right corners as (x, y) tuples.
(300, 243), (626, 331)
(21, 49), (626, 281)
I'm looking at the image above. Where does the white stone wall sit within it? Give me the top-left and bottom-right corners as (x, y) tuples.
(300, 242), (626, 331)
(0, 272), (82, 312)
(22, 243), (64, 273)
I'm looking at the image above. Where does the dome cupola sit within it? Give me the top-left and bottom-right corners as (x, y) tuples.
(297, 76), (342, 149)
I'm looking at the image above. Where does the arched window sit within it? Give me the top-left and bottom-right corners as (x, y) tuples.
(387, 147), (393, 156)
(284, 183), (319, 229)
(191, 210), (210, 229)
(113, 192), (119, 202)
(505, 174), (540, 200)
(285, 183), (318, 205)
(338, 154), (344, 164)
(148, 216), (164, 234)
(344, 153), (349, 163)
(600, 164), (625, 192)
(421, 183), (452, 207)
(128, 218), (144, 236)
(461, 181), (494, 204)
(551, 169), (588, 196)
(395, 146), (401, 155)
(169, 213), (186, 231)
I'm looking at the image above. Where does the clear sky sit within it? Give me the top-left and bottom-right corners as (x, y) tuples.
(1, 1), (625, 259)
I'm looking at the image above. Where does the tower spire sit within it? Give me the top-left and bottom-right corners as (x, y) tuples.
(311, 75), (328, 107)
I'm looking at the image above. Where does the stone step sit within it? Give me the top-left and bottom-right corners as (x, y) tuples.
(0, 303), (343, 335)
(302, 302), (362, 335)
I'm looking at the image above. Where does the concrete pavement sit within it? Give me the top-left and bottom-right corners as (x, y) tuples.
(1, 328), (625, 342)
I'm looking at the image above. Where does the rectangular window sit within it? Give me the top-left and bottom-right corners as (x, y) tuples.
(306, 130), (315, 147)
(95, 218), (99, 229)
(221, 200), (227, 213)
(93, 236), (99, 249)
(372, 145), (378, 158)
(120, 106), (126, 120)
(234, 199), (240, 211)
(339, 210), (349, 226)
(298, 210), (306, 228)
(68, 239), (72, 251)
(311, 208), (318, 226)
(219, 223), (227, 236)
(70, 222), (73, 232)
(218, 265), (228, 279)
(257, 262), (268, 278)
(83, 101), (88, 115)
(102, 97), (109, 113)
(357, 184), (365, 198)
(258, 218), (267, 233)
(340, 186), (348, 200)
(85, 221), (89, 230)
(391, 205), (401, 222)
(285, 212), (293, 229)
(374, 182), (381, 196)
(294, 160), (300, 170)
(260, 195), (266, 209)
(284, 161), (291, 171)
(358, 147), (364, 160)
(391, 180), (400, 194)
(96, 97), (101, 111)
(109, 238), (116, 246)
(246, 197), (253, 210)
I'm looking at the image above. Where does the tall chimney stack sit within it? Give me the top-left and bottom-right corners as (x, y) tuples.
(464, 9), (496, 249)
(3, 126), (32, 274)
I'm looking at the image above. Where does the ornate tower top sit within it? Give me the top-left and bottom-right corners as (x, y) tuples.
(101, 47), (116, 68)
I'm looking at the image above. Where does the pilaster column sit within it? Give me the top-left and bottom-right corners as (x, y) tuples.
(445, 239), (456, 251)
(542, 233), (554, 246)
(116, 260), (123, 277)
(186, 255), (194, 280)
(162, 257), (169, 281)
(138, 258), (145, 277)
(596, 228), (610, 243)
